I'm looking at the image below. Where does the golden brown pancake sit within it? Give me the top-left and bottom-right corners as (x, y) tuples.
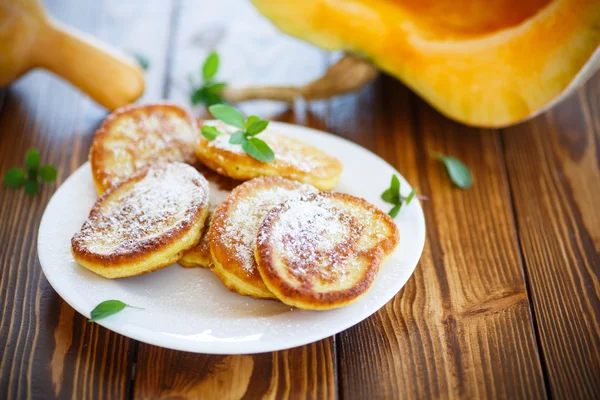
(71, 163), (209, 278)
(178, 164), (242, 268)
(255, 192), (399, 310)
(90, 103), (199, 193)
(208, 176), (318, 299)
(178, 213), (212, 268)
(196, 123), (343, 190)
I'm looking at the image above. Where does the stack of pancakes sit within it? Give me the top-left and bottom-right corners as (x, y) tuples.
(71, 103), (399, 310)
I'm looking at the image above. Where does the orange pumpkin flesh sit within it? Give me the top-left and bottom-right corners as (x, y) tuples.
(251, 0), (600, 127)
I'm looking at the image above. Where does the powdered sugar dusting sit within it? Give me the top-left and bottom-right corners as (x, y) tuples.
(73, 163), (208, 255)
(215, 179), (317, 273)
(98, 107), (198, 190)
(258, 194), (365, 284)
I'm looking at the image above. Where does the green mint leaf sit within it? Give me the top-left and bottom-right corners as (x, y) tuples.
(381, 188), (400, 204)
(201, 125), (222, 141)
(190, 88), (205, 105)
(405, 188), (417, 205)
(246, 119), (269, 136)
(40, 165), (57, 182)
(381, 174), (401, 204)
(24, 179), (39, 196)
(132, 53), (149, 70)
(202, 51), (219, 80)
(433, 152), (472, 189)
(89, 300), (126, 322)
(391, 174), (400, 194)
(26, 149), (40, 170)
(208, 104), (245, 129)
(242, 138), (275, 162)
(88, 300), (143, 322)
(206, 82), (226, 94)
(245, 115), (260, 129)
(388, 203), (402, 218)
(202, 91), (224, 107)
(229, 130), (247, 145)
(27, 168), (38, 181)
(191, 87), (224, 107)
(3, 168), (25, 188)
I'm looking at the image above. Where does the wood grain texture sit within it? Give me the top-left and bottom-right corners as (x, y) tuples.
(328, 76), (547, 398)
(132, 3), (337, 399)
(501, 72), (600, 399)
(134, 339), (336, 400)
(0, 0), (173, 398)
(0, 61), (134, 400)
(0, 89), (7, 113)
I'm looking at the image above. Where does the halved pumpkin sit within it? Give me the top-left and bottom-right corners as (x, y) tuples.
(251, 0), (600, 127)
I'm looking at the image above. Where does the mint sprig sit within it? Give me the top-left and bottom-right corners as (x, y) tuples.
(3, 149), (57, 196)
(88, 300), (143, 322)
(203, 105), (275, 163)
(381, 174), (417, 218)
(190, 51), (227, 107)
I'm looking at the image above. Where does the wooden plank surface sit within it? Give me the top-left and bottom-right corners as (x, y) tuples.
(501, 73), (600, 398)
(0, 0), (173, 398)
(327, 77), (547, 398)
(134, 340), (336, 399)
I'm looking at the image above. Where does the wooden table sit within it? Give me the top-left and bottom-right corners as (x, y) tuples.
(1, 1), (598, 399)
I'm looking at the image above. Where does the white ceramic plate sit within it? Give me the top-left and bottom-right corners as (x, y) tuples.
(38, 122), (426, 354)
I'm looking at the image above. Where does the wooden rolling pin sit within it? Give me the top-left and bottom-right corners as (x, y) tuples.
(0, 0), (144, 110)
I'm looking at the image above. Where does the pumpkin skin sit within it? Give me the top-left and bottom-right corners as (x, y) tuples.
(251, 0), (600, 127)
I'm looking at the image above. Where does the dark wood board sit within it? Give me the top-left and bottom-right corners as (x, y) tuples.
(0, 0), (173, 398)
(501, 73), (600, 399)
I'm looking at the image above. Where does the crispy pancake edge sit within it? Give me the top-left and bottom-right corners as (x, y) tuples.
(195, 133), (343, 190)
(179, 168), (242, 268)
(255, 191), (400, 310)
(72, 217), (206, 279)
(71, 163), (209, 278)
(209, 246), (278, 299)
(208, 176), (316, 299)
(90, 103), (198, 193)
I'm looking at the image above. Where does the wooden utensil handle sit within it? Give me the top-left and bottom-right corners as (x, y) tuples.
(31, 19), (144, 110)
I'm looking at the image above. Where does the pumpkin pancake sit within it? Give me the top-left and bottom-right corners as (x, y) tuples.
(179, 164), (242, 268)
(196, 123), (342, 190)
(255, 192), (399, 310)
(208, 176), (318, 299)
(71, 163), (209, 278)
(90, 103), (199, 194)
